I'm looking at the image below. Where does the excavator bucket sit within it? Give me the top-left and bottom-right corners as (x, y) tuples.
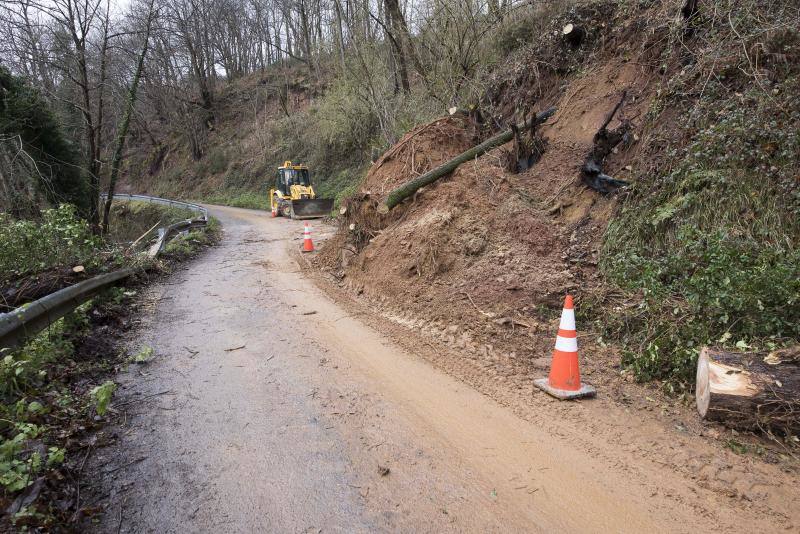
(290, 198), (334, 219)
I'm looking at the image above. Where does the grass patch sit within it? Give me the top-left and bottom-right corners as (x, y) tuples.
(203, 190), (269, 210)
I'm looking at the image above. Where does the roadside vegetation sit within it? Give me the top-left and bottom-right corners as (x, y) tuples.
(105, 200), (198, 243)
(0, 205), (113, 293)
(0, 293), (130, 527)
(0, 199), (217, 527)
(598, 0), (800, 388)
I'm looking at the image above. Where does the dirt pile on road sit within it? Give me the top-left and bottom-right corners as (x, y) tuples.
(313, 0), (800, 423)
(313, 2), (664, 375)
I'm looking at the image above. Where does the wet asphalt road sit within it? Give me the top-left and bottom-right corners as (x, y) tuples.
(92, 206), (520, 533)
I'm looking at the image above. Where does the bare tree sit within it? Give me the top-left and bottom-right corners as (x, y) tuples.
(101, 0), (157, 233)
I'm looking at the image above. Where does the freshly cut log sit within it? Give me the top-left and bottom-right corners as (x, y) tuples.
(696, 346), (800, 433)
(379, 107), (556, 213)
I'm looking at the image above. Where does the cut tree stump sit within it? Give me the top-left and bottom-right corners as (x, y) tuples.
(696, 346), (800, 434)
(562, 23), (586, 47)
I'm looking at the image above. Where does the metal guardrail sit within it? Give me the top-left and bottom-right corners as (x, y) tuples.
(0, 268), (138, 350)
(148, 219), (209, 257)
(0, 194), (210, 351)
(101, 193), (209, 221)
(103, 193), (209, 257)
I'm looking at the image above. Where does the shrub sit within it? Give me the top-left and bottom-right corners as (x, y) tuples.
(600, 73), (800, 388)
(205, 147), (230, 175)
(0, 204), (106, 285)
(0, 67), (89, 216)
(491, 9), (539, 56)
(315, 166), (366, 211)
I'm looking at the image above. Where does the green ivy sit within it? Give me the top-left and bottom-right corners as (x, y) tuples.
(599, 73), (800, 387)
(90, 381), (116, 416)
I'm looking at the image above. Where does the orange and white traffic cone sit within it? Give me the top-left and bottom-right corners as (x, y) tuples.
(271, 202), (277, 217)
(302, 222), (314, 252)
(534, 294), (596, 400)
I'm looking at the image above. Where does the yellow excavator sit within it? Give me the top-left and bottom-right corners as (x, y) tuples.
(269, 161), (333, 219)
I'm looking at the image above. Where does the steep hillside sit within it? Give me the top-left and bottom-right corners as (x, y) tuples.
(122, 64), (364, 209)
(125, 0), (799, 396)
(314, 0), (800, 399)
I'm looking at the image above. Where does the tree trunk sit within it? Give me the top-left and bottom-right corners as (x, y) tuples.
(696, 346), (800, 434)
(379, 107), (556, 212)
(562, 23), (585, 47)
(76, 44), (101, 230)
(95, 0), (111, 165)
(101, 3), (155, 234)
(383, 0), (424, 85)
(383, 0), (410, 93)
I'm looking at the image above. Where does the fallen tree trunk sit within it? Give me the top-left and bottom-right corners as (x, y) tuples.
(1, 269), (87, 312)
(378, 106), (557, 213)
(696, 346), (800, 434)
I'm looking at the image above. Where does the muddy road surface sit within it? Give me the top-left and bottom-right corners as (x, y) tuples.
(90, 206), (798, 533)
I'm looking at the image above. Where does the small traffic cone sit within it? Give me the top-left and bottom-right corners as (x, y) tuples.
(271, 202), (277, 217)
(534, 295), (596, 400)
(302, 222), (314, 252)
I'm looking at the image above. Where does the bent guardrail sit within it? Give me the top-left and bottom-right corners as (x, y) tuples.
(104, 193), (208, 257)
(148, 219), (208, 257)
(1, 195), (211, 351)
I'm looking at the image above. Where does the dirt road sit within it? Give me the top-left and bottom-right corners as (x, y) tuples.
(91, 205), (799, 533)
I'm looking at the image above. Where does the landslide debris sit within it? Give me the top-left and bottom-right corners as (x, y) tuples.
(314, 0), (800, 414)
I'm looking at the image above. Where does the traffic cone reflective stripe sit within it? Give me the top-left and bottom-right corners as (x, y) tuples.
(302, 223), (314, 252)
(534, 294), (596, 400)
(271, 203), (277, 217)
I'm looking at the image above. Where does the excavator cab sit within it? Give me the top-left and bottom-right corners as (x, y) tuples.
(269, 161), (333, 219)
(275, 166), (311, 195)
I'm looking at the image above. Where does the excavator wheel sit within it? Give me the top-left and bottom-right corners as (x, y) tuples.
(280, 203), (292, 218)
